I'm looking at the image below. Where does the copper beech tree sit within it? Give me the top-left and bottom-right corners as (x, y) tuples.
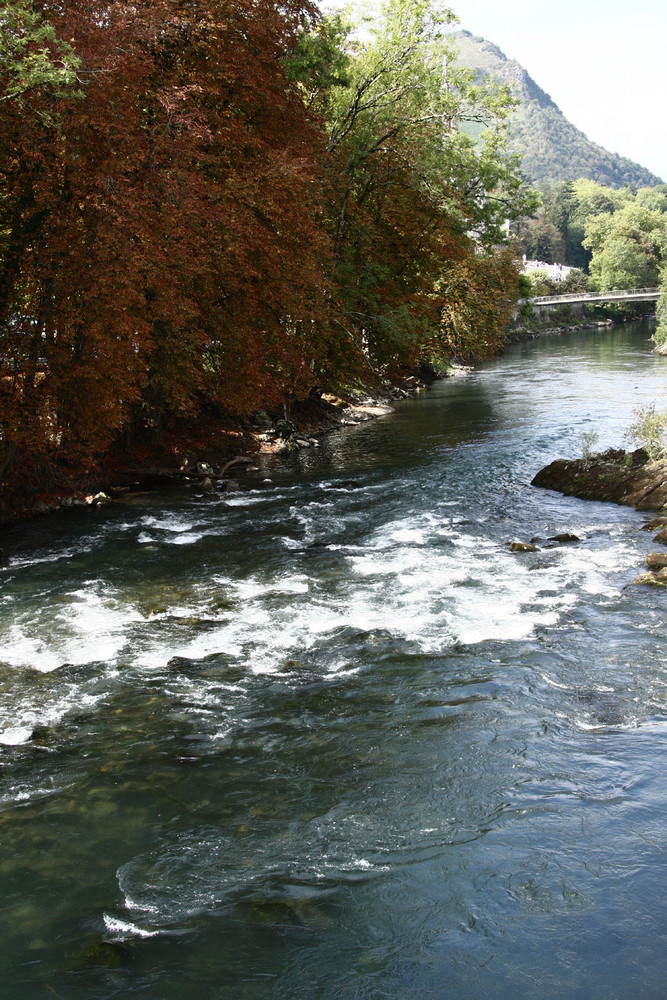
(0, 0), (331, 511)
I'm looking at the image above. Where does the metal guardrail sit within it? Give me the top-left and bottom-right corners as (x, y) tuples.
(529, 287), (660, 306)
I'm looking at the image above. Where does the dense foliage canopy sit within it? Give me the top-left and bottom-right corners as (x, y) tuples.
(0, 0), (532, 517)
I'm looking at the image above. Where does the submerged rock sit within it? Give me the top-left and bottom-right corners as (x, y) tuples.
(509, 541), (538, 553)
(248, 899), (302, 927)
(75, 940), (132, 968)
(528, 558), (557, 571)
(548, 532), (581, 544)
(532, 449), (667, 511)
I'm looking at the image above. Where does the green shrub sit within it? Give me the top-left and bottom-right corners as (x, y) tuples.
(624, 404), (667, 459)
(578, 428), (599, 463)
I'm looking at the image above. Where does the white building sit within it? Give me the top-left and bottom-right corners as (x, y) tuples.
(521, 255), (577, 283)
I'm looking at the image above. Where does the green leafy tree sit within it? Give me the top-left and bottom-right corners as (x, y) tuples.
(584, 202), (667, 289)
(0, 0), (79, 112)
(655, 269), (667, 347)
(518, 216), (565, 264)
(570, 178), (632, 221)
(559, 268), (589, 293)
(542, 180), (589, 268)
(635, 185), (667, 214)
(523, 269), (559, 297)
(314, 0), (533, 368)
(588, 235), (657, 290)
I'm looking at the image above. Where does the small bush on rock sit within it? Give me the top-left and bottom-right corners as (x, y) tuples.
(624, 404), (667, 459)
(578, 429), (599, 464)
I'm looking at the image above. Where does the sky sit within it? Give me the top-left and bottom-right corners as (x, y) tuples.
(444, 0), (667, 182)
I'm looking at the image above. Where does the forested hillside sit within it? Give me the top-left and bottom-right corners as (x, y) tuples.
(452, 31), (664, 189)
(0, 0), (534, 520)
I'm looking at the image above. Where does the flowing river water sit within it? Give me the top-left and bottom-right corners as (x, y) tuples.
(0, 320), (666, 998)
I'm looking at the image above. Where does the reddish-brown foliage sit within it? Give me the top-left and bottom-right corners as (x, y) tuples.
(0, 0), (333, 514)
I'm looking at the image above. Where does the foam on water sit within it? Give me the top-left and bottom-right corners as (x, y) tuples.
(103, 914), (162, 939)
(0, 778), (71, 805)
(0, 726), (34, 746)
(140, 513), (197, 533)
(0, 506), (645, 687)
(0, 682), (107, 749)
(2, 584), (144, 672)
(223, 492), (284, 507)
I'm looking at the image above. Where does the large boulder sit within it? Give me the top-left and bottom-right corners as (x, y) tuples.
(532, 449), (667, 511)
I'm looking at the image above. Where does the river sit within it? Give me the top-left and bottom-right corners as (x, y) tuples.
(0, 320), (665, 998)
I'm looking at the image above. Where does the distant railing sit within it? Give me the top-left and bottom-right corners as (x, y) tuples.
(529, 287), (660, 306)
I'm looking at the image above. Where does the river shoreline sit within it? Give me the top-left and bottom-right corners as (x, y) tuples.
(0, 369), (448, 531)
(507, 317), (613, 342)
(532, 447), (667, 585)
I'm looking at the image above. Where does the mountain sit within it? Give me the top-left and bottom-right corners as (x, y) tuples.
(450, 31), (664, 189)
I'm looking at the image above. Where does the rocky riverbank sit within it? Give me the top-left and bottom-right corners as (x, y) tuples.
(532, 448), (667, 510)
(110, 375), (440, 495)
(532, 448), (667, 587)
(507, 318), (613, 343)
(4, 371), (446, 526)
